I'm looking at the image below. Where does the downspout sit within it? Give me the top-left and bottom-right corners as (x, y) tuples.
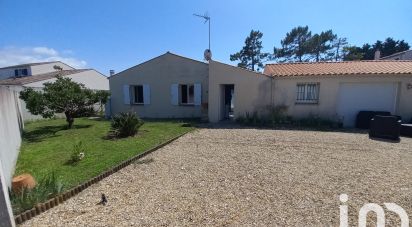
(270, 75), (274, 108)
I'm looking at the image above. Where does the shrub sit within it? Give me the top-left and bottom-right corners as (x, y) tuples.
(266, 105), (291, 125)
(293, 115), (342, 129)
(10, 172), (64, 214)
(111, 112), (144, 138)
(68, 141), (85, 165)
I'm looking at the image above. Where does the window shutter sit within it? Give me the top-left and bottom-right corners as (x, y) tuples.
(143, 84), (150, 105)
(171, 84), (178, 105)
(194, 83), (201, 106)
(123, 85), (130, 105)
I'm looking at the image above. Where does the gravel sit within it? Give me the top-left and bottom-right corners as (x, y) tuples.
(22, 128), (412, 226)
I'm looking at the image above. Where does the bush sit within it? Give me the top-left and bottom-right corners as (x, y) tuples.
(10, 172), (64, 214)
(293, 115), (342, 129)
(266, 105), (291, 125)
(111, 112), (144, 138)
(68, 141), (85, 165)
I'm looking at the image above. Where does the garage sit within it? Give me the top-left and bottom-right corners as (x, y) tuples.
(337, 82), (399, 127)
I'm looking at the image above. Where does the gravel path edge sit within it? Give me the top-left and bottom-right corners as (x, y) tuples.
(13, 129), (194, 225)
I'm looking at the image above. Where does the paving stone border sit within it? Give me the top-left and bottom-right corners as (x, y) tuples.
(14, 130), (192, 225)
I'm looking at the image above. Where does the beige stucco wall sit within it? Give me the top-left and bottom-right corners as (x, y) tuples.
(208, 61), (271, 122)
(109, 53), (209, 118)
(272, 74), (412, 122)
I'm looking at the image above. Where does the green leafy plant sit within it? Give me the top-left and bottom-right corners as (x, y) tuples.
(19, 76), (110, 128)
(68, 141), (86, 165)
(10, 172), (64, 214)
(111, 112), (144, 138)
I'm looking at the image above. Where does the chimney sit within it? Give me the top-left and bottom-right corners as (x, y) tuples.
(374, 50), (381, 60)
(109, 70), (115, 77)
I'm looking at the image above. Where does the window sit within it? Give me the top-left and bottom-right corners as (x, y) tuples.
(180, 84), (194, 105)
(14, 68), (29, 77)
(296, 83), (319, 104)
(133, 85), (144, 104)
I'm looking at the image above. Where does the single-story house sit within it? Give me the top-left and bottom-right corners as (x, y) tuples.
(0, 62), (109, 121)
(109, 52), (412, 127)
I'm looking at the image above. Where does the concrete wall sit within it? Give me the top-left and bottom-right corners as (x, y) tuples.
(26, 69), (109, 90)
(30, 62), (74, 75)
(208, 61), (271, 122)
(0, 87), (23, 187)
(272, 74), (412, 121)
(109, 53), (209, 118)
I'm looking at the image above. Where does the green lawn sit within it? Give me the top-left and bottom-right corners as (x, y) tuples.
(15, 118), (194, 188)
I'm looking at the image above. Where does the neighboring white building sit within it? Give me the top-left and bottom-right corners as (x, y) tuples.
(0, 62), (109, 121)
(380, 50), (412, 60)
(0, 61), (74, 80)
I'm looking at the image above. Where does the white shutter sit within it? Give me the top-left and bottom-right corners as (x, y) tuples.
(171, 84), (178, 105)
(123, 85), (130, 105)
(143, 84), (150, 105)
(194, 83), (201, 106)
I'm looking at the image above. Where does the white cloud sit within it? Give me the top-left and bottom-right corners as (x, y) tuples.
(0, 46), (87, 68)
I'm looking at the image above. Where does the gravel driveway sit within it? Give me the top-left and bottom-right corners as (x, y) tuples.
(22, 128), (412, 226)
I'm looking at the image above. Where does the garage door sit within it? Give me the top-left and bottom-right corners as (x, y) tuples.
(337, 83), (398, 127)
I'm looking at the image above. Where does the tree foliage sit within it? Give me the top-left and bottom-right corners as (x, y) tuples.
(343, 38), (410, 60)
(230, 30), (269, 71)
(274, 26), (342, 62)
(20, 76), (110, 128)
(274, 26), (312, 62)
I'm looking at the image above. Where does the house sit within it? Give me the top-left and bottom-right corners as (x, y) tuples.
(264, 61), (412, 127)
(109, 52), (412, 127)
(0, 62), (109, 121)
(380, 50), (412, 60)
(0, 61), (74, 80)
(109, 52), (209, 119)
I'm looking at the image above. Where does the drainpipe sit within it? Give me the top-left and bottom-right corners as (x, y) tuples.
(270, 76), (274, 107)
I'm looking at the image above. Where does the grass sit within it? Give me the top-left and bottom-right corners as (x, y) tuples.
(15, 117), (195, 189)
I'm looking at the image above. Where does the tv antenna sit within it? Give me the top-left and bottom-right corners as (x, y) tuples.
(193, 12), (211, 51)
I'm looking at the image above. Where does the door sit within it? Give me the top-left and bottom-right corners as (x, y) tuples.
(337, 83), (398, 127)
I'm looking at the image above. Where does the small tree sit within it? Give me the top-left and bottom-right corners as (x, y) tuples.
(230, 30), (269, 71)
(20, 76), (110, 128)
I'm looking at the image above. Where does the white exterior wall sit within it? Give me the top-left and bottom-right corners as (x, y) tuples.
(29, 62), (74, 75)
(25, 70), (109, 90)
(0, 87), (23, 187)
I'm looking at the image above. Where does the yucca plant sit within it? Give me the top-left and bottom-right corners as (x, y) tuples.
(111, 112), (144, 138)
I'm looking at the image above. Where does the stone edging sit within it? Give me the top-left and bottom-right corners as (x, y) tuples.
(14, 130), (192, 225)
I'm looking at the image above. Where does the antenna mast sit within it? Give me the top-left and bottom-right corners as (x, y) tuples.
(193, 12), (211, 51)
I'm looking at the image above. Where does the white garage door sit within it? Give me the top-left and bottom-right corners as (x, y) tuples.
(337, 83), (398, 127)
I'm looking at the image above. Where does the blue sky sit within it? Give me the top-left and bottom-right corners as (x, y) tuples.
(0, 0), (411, 75)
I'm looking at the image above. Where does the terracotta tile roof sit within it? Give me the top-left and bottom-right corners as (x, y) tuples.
(263, 60), (412, 77)
(0, 69), (90, 85)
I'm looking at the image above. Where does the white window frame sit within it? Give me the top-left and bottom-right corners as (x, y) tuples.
(296, 83), (320, 104)
(132, 85), (144, 105)
(180, 84), (195, 105)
